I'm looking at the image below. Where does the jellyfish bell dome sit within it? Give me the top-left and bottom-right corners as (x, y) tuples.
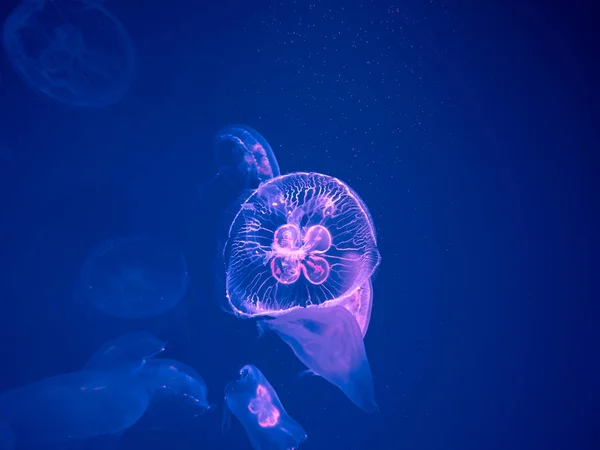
(224, 172), (380, 317)
(76, 236), (189, 319)
(2, 0), (135, 108)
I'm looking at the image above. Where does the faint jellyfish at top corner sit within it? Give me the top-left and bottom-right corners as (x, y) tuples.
(2, 0), (135, 108)
(223, 171), (380, 317)
(76, 236), (189, 319)
(258, 305), (378, 413)
(205, 124), (281, 196)
(224, 364), (307, 450)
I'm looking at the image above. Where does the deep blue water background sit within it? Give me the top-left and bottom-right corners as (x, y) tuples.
(0, 0), (596, 449)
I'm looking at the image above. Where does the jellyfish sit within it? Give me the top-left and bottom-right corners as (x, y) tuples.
(0, 370), (150, 446)
(224, 365), (307, 450)
(223, 172), (380, 317)
(213, 124), (280, 188)
(84, 331), (166, 372)
(77, 236), (189, 319)
(316, 279), (373, 337)
(258, 305), (377, 413)
(83, 333), (210, 430)
(135, 358), (212, 430)
(2, 0), (135, 107)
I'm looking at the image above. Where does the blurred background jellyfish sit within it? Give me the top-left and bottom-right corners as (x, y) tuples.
(84, 332), (213, 431)
(223, 172), (380, 317)
(212, 124), (280, 190)
(2, 0), (135, 108)
(224, 365), (307, 450)
(201, 124), (281, 218)
(0, 369), (150, 447)
(135, 358), (213, 430)
(77, 236), (189, 319)
(83, 331), (167, 372)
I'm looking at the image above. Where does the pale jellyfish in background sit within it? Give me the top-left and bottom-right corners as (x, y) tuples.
(84, 331), (166, 371)
(212, 124), (280, 189)
(136, 358), (212, 430)
(258, 305), (377, 413)
(0, 370), (150, 447)
(84, 333), (212, 430)
(2, 0), (135, 107)
(77, 236), (189, 319)
(224, 365), (307, 450)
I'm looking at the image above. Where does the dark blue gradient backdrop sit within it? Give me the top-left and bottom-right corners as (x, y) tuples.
(0, 0), (595, 449)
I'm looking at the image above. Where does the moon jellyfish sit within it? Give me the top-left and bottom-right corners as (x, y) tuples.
(84, 331), (166, 371)
(213, 125), (280, 189)
(77, 236), (189, 319)
(136, 358), (212, 430)
(224, 172), (380, 317)
(2, 0), (135, 107)
(224, 365), (307, 450)
(258, 305), (377, 413)
(0, 370), (150, 446)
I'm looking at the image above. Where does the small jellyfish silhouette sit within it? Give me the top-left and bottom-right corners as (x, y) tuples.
(258, 305), (377, 413)
(2, 0), (135, 107)
(136, 358), (212, 430)
(224, 172), (380, 317)
(224, 365), (307, 450)
(77, 236), (189, 319)
(84, 331), (166, 371)
(0, 370), (150, 446)
(213, 124), (280, 189)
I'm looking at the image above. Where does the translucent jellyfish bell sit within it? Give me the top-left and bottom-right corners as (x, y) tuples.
(213, 124), (280, 188)
(136, 358), (212, 430)
(0, 370), (150, 446)
(224, 365), (307, 450)
(77, 236), (189, 319)
(84, 331), (166, 372)
(258, 305), (377, 413)
(224, 172), (380, 317)
(2, 0), (135, 108)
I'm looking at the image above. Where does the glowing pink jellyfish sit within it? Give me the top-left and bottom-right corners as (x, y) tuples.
(223, 172), (380, 317)
(224, 365), (307, 450)
(258, 305), (377, 413)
